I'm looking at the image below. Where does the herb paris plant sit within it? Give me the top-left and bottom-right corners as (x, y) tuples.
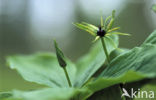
(74, 10), (130, 63)
(74, 10), (129, 100)
(1, 11), (156, 100)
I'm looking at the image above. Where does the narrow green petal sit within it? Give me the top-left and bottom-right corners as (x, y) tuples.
(92, 36), (100, 43)
(81, 22), (98, 31)
(74, 23), (97, 35)
(86, 30), (96, 36)
(112, 10), (116, 19)
(107, 27), (120, 33)
(104, 15), (111, 30)
(106, 10), (116, 31)
(73, 23), (96, 36)
(109, 32), (131, 36)
(106, 19), (114, 31)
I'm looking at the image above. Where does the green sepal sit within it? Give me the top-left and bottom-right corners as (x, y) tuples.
(108, 32), (130, 36)
(106, 10), (116, 31)
(73, 22), (98, 36)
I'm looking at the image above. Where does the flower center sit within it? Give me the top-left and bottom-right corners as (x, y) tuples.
(97, 27), (106, 37)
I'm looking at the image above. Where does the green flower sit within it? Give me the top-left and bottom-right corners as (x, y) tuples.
(74, 10), (130, 63)
(73, 10), (130, 42)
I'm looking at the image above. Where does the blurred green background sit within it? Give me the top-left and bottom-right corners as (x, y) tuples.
(0, 0), (156, 92)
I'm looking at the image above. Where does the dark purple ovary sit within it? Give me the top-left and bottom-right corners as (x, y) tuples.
(97, 27), (106, 37)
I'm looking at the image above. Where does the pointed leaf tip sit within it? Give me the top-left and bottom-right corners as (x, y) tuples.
(54, 40), (67, 68)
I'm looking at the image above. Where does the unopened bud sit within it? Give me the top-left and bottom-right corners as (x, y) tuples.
(54, 40), (67, 68)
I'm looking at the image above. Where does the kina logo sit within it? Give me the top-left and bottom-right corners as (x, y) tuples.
(121, 88), (154, 99)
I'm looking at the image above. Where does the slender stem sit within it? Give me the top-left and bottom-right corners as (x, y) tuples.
(119, 84), (126, 100)
(63, 67), (72, 87)
(100, 37), (110, 63)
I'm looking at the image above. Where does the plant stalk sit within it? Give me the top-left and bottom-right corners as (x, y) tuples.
(63, 67), (72, 87)
(100, 37), (110, 63)
(119, 84), (126, 100)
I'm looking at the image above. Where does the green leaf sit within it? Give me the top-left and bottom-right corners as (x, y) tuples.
(0, 92), (12, 100)
(105, 36), (118, 48)
(7, 53), (77, 88)
(86, 71), (145, 93)
(74, 34), (119, 87)
(2, 88), (93, 100)
(86, 44), (156, 92)
(6, 34), (119, 99)
(152, 4), (156, 12)
(109, 48), (125, 61)
(3, 88), (75, 100)
(143, 30), (156, 45)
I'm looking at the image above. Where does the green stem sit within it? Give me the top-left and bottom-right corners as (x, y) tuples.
(119, 85), (126, 100)
(100, 37), (110, 63)
(63, 67), (72, 87)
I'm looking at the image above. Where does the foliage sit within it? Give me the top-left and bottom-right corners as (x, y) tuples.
(1, 11), (156, 100)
